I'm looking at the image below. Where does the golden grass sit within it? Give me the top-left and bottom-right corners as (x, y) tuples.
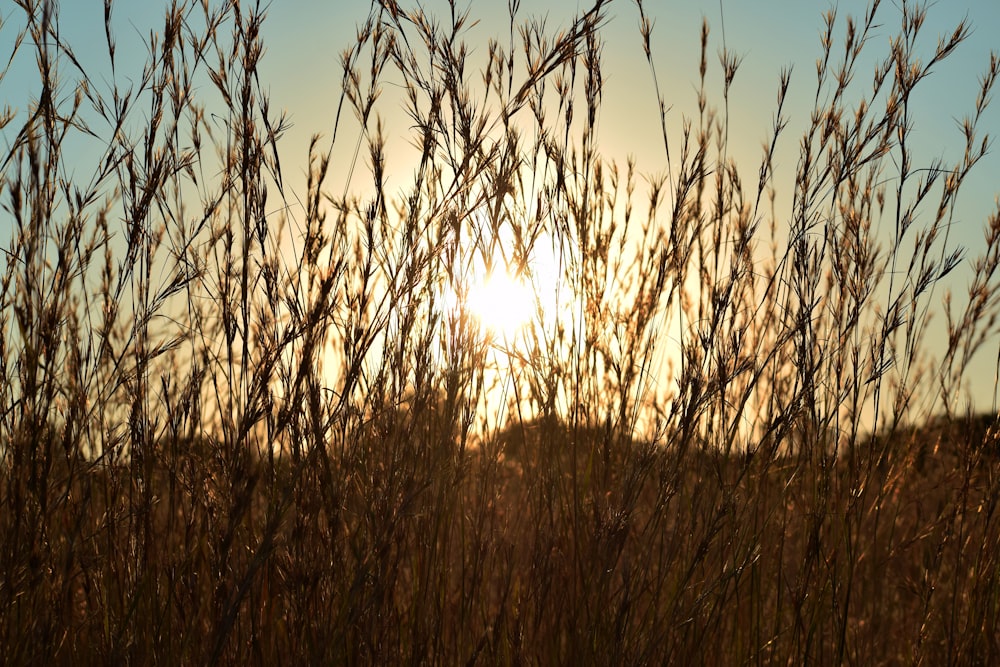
(1, 0), (999, 663)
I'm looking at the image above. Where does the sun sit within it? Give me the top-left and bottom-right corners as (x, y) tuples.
(466, 269), (536, 341)
(461, 222), (567, 347)
(439, 205), (569, 364)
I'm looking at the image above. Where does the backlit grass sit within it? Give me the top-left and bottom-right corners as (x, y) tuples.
(1, 0), (999, 663)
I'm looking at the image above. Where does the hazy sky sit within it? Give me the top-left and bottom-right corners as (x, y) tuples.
(258, 1), (1000, 210)
(3, 0), (1000, 410)
(6, 1), (997, 206)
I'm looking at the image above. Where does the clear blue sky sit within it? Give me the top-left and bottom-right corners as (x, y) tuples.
(3, 0), (1000, 411)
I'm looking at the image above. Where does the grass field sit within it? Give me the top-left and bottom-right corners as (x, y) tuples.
(2, 0), (1000, 663)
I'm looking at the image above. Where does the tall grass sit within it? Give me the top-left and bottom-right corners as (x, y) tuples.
(1, 0), (999, 663)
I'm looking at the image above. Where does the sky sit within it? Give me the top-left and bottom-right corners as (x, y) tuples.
(258, 0), (1000, 211)
(6, 1), (996, 213)
(2, 0), (1000, 415)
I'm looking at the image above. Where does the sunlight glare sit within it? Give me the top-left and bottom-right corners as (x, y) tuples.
(466, 269), (535, 341)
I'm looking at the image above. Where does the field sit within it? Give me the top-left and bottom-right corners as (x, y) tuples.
(2, 0), (1000, 664)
